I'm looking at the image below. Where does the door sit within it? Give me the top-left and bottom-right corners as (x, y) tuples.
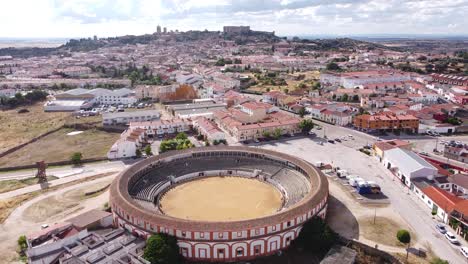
(269, 241), (278, 252)
(199, 248), (207, 258)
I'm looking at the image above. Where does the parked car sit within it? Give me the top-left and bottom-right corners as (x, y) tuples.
(41, 224), (49, 229)
(436, 223), (447, 234)
(445, 232), (460, 245)
(316, 126), (322, 130)
(460, 247), (468, 258)
(420, 152), (429, 156)
(328, 140), (335, 144)
(335, 138), (342, 143)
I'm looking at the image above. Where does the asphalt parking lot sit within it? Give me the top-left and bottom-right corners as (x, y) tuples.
(257, 135), (468, 263)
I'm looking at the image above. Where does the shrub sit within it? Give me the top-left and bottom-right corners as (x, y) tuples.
(143, 233), (182, 264)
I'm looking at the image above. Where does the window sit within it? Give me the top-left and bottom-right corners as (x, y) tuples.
(236, 248), (244, 256)
(287, 221), (291, 227)
(200, 232), (204, 238)
(237, 231), (242, 237)
(182, 231), (186, 237)
(219, 233), (223, 238)
(272, 225), (276, 231)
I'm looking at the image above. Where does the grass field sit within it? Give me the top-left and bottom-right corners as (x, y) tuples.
(0, 176), (58, 194)
(0, 128), (120, 167)
(160, 177), (282, 221)
(0, 103), (100, 153)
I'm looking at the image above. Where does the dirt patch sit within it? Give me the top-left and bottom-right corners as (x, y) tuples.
(0, 128), (120, 167)
(160, 177), (282, 221)
(22, 180), (111, 222)
(0, 176), (58, 194)
(0, 172), (115, 224)
(360, 216), (416, 248)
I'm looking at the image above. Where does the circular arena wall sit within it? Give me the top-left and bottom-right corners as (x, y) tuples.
(109, 146), (329, 262)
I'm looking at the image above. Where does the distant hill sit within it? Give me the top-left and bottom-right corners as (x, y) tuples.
(0, 32), (402, 59)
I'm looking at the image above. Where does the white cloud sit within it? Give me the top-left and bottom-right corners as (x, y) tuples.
(0, 0), (466, 38)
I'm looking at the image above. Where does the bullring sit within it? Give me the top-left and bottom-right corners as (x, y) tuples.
(109, 146), (329, 262)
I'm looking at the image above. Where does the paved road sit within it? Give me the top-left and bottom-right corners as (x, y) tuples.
(257, 131), (466, 263)
(0, 160), (130, 181)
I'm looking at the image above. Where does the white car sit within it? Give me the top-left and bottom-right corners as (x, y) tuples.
(460, 247), (468, 258)
(445, 232), (459, 245)
(41, 224), (49, 229)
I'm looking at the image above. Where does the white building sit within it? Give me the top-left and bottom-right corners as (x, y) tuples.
(383, 148), (438, 187)
(103, 110), (160, 126)
(107, 128), (146, 159)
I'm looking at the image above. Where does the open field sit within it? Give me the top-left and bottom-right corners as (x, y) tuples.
(0, 128), (120, 167)
(160, 177), (282, 221)
(0, 176), (58, 194)
(0, 103), (101, 153)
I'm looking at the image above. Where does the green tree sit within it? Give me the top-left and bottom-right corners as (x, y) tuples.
(17, 235), (27, 253)
(342, 93), (349, 101)
(298, 107), (306, 118)
(352, 94), (359, 102)
(135, 149), (142, 158)
(326, 62), (341, 71)
(145, 145), (152, 156)
(284, 88), (289, 94)
(175, 132), (188, 141)
(292, 217), (337, 255)
(396, 229), (411, 261)
(262, 131), (271, 139)
(299, 119), (314, 133)
(272, 128), (282, 139)
(143, 233), (182, 264)
(70, 152), (83, 165)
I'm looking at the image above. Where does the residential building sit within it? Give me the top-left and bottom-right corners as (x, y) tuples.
(192, 117), (225, 143)
(353, 112), (419, 133)
(444, 144), (468, 164)
(213, 102), (301, 142)
(373, 139), (412, 160)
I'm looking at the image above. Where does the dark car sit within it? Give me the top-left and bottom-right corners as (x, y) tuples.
(335, 138), (342, 143)
(328, 140), (335, 144)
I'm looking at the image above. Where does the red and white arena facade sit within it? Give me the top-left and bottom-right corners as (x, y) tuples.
(109, 146), (329, 262)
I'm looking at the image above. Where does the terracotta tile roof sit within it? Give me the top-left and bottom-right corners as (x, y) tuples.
(421, 186), (463, 213)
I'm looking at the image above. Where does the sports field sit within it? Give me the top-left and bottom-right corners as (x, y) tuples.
(160, 177), (283, 222)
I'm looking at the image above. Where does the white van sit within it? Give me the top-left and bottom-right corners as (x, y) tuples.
(349, 177), (364, 187)
(337, 169), (348, 178)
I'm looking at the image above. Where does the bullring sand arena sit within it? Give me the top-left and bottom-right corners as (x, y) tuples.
(160, 177), (283, 221)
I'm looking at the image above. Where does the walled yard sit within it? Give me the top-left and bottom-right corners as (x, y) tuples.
(0, 128), (120, 168)
(246, 70), (320, 94)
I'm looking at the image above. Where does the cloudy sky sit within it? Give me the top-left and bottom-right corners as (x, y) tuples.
(1, 0), (468, 38)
